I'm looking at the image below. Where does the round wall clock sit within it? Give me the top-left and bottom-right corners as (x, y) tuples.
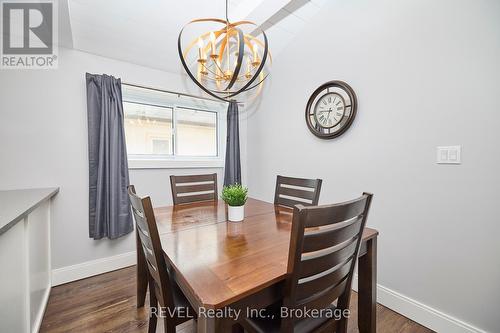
(305, 80), (357, 139)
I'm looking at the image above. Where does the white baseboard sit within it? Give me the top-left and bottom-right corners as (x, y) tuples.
(352, 275), (488, 333)
(51, 251), (136, 286)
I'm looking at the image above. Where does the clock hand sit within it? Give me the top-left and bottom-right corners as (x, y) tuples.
(320, 109), (331, 125)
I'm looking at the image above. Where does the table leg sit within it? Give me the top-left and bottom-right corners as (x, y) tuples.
(358, 237), (377, 333)
(136, 230), (148, 308)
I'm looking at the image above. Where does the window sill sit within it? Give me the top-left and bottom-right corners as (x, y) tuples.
(128, 158), (225, 170)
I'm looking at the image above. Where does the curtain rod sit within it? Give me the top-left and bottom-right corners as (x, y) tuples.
(122, 82), (244, 106)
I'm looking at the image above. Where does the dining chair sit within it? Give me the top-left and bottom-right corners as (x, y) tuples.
(274, 175), (322, 208)
(170, 173), (218, 205)
(240, 193), (373, 333)
(128, 186), (195, 333)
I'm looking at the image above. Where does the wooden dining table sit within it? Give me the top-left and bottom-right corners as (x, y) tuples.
(136, 198), (378, 333)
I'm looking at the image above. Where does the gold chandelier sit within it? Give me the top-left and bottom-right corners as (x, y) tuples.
(178, 0), (271, 101)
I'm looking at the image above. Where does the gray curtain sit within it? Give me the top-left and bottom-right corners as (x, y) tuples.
(224, 100), (241, 186)
(86, 73), (133, 240)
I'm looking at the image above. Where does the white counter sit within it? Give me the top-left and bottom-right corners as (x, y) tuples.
(0, 188), (59, 333)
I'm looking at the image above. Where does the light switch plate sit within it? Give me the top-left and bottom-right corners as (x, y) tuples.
(437, 146), (461, 164)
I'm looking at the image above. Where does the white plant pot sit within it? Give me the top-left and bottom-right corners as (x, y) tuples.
(228, 205), (244, 222)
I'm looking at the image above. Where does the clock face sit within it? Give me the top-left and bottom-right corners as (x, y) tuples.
(305, 81), (357, 139)
(314, 93), (345, 128)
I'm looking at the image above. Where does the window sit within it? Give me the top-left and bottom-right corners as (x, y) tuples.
(176, 107), (217, 156)
(123, 102), (173, 156)
(122, 84), (227, 169)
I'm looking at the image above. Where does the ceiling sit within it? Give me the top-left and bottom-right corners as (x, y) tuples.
(60, 0), (327, 74)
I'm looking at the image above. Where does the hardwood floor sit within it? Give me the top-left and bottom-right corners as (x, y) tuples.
(40, 266), (434, 333)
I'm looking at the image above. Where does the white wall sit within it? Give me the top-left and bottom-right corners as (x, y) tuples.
(246, 0), (500, 332)
(0, 48), (247, 269)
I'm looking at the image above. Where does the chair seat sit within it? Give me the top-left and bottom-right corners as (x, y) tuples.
(242, 304), (337, 333)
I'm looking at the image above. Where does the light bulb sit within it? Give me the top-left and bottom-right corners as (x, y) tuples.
(210, 32), (216, 54)
(197, 38), (206, 61)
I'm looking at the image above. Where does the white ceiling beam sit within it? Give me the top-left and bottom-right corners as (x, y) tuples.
(231, 0), (292, 24)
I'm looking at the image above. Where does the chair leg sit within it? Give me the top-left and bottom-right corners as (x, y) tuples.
(149, 310), (158, 333)
(148, 283), (158, 333)
(164, 318), (177, 333)
(337, 318), (347, 333)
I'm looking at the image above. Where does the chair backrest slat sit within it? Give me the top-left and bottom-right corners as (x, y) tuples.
(302, 216), (363, 253)
(170, 173), (218, 205)
(278, 186), (317, 201)
(304, 197), (366, 227)
(137, 226), (153, 249)
(174, 192), (216, 205)
(175, 183), (215, 194)
(296, 258), (353, 301)
(281, 193), (373, 330)
(133, 210), (149, 234)
(295, 276), (349, 311)
(128, 185), (175, 309)
(274, 175), (322, 208)
(299, 239), (357, 278)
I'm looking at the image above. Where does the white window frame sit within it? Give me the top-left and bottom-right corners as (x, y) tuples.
(123, 86), (227, 170)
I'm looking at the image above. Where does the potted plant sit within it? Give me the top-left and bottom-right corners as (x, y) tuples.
(221, 184), (248, 222)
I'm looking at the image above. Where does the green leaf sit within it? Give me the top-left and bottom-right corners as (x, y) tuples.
(221, 184), (248, 207)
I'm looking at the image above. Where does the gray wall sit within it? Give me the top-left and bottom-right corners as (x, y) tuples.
(246, 0), (500, 331)
(0, 48), (247, 269)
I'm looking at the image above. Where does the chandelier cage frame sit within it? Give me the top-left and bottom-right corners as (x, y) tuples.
(178, 16), (271, 102)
